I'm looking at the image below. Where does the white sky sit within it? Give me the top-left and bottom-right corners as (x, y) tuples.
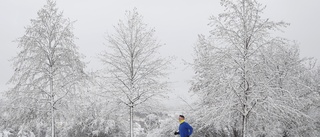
(1, 0), (320, 109)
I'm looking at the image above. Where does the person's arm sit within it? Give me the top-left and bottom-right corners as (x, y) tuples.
(186, 123), (193, 136)
(174, 131), (179, 135)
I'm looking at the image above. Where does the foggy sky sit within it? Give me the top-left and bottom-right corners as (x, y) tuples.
(1, 0), (319, 109)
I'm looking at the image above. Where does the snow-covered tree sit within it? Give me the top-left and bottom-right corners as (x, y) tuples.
(64, 93), (128, 137)
(98, 8), (170, 137)
(5, 0), (87, 136)
(64, 77), (129, 137)
(145, 114), (160, 132)
(191, 0), (319, 136)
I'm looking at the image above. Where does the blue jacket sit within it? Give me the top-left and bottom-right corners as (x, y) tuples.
(179, 122), (193, 137)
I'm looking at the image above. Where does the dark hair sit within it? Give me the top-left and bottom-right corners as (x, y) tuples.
(179, 115), (185, 119)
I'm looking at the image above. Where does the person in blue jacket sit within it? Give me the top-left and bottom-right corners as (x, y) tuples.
(174, 115), (193, 137)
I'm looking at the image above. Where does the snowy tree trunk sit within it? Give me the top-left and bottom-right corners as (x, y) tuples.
(242, 21), (249, 137)
(50, 68), (55, 137)
(242, 115), (247, 137)
(130, 104), (133, 137)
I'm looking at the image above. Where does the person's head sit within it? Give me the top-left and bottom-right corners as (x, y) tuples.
(179, 115), (185, 122)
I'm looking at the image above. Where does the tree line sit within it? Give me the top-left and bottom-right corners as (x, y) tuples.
(0, 0), (319, 137)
